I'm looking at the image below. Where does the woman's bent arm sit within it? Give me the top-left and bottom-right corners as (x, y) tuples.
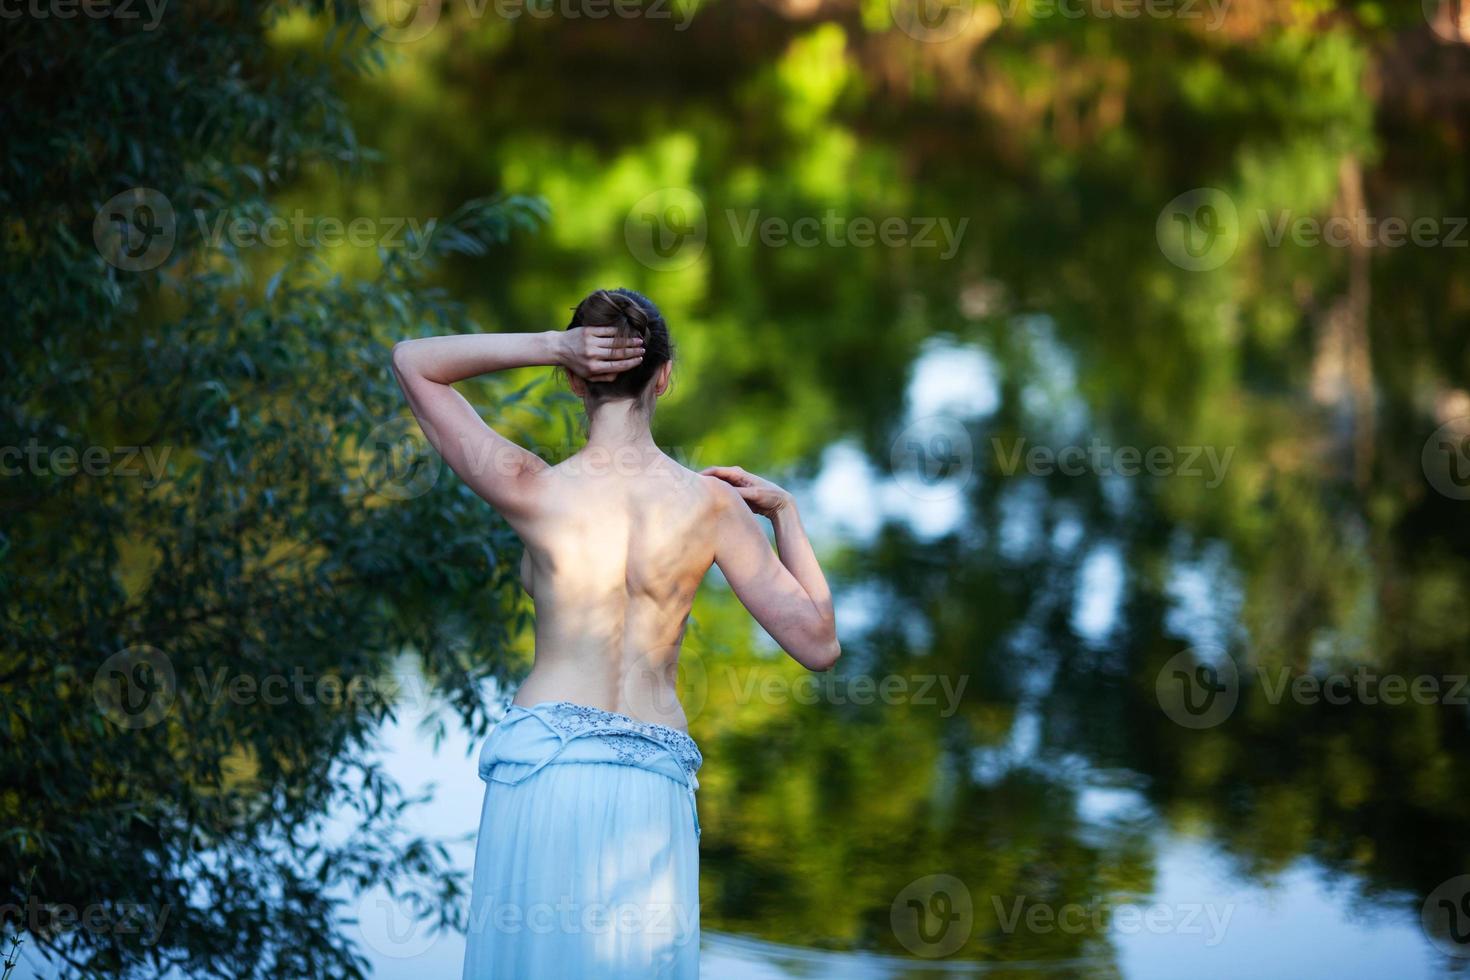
(392, 333), (557, 518)
(394, 331), (563, 386)
(704, 467), (840, 671)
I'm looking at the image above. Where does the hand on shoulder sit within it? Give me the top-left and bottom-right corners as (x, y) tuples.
(701, 465), (793, 520)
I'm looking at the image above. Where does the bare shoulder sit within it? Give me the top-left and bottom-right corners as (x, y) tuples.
(695, 470), (742, 513)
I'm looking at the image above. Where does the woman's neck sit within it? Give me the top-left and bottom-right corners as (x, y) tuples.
(584, 399), (657, 451)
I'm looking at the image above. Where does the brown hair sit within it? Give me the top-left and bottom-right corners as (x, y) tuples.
(565, 288), (674, 405)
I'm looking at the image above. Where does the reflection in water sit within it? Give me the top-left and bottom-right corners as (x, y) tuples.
(261, 6), (1470, 974)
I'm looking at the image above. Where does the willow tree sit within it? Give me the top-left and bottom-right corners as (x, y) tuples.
(1, 3), (545, 975)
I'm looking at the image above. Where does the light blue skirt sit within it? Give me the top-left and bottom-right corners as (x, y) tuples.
(462, 701), (703, 979)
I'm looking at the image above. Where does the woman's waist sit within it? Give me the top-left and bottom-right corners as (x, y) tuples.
(480, 699), (703, 783)
(516, 654), (689, 732)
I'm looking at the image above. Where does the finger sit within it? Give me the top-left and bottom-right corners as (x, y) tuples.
(595, 337), (646, 354)
(594, 355), (645, 372)
(582, 325), (620, 338)
(701, 466), (748, 484)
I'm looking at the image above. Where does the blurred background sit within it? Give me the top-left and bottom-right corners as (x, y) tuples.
(5, 0), (1470, 977)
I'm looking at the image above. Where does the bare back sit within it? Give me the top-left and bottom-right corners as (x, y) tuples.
(509, 448), (721, 730)
(391, 322), (840, 730)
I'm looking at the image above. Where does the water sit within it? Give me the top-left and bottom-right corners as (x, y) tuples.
(299, 11), (1469, 972)
(17, 10), (1461, 978)
(278, 336), (1466, 976)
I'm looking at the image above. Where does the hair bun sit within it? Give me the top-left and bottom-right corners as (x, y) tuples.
(565, 287), (675, 401)
(610, 291), (655, 336)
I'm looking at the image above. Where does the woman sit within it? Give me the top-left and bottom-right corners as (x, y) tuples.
(391, 288), (840, 978)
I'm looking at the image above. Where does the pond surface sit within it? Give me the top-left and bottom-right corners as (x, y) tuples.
(272, 9), (1470, 976)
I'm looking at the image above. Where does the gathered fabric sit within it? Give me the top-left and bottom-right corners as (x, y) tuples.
(462, 700), (703, 979)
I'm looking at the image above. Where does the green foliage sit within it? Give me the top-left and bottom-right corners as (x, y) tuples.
(1, 4), (547, 976)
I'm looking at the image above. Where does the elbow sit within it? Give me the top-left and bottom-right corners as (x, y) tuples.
(391, 340), (415, 374)
(800, 629), (842, 672)
(390, 340), (423, 389)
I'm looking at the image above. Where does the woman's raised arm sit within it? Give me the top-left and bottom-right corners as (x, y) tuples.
(390, 328), (643, 517)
